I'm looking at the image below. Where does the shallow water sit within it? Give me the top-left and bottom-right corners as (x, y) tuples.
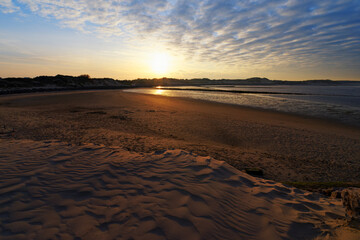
(124, 85), (360, 126)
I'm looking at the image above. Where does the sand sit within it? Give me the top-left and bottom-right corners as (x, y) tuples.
(0, 90), (359, 182)
(0, 90), (360, 239)
(0, 138), (358, 240)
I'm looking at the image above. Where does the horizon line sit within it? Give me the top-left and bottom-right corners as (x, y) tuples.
(1, 74), (360, 82)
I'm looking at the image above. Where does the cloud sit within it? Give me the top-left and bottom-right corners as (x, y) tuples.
(0, 0), (19, 13)
(2, 0), (360, 72)
(13, 0), (171, 36)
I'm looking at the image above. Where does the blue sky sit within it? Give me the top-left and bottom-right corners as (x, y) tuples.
(0, 0), (360, 80)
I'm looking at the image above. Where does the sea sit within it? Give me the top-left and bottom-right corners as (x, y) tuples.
(124, 84), (360, 126)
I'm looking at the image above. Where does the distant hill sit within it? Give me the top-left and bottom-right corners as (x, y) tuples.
(129, 77), (360, 86)
(0, 75), (131, 94)
(1, 75), (359, 94)
(130, 77), (272, 86)
(0, 74), (126, 89)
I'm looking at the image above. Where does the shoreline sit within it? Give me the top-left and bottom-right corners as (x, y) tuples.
(125, 89), (360, 130)
(3, 87), (360, 129)
(0, 90), (359, 182)
(121, 90), (360, 141)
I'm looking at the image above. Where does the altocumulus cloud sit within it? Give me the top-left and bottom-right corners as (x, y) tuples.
(1, 0), (360, 71)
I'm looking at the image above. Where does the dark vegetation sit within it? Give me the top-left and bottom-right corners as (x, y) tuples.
(86, 111), (107, 115)
(283, 181), (360, 197)
(0, 74), (129, 94)
(284, 181), (360, 190)
(1, 74), (359, 94)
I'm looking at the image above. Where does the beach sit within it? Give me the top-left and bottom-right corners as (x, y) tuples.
(2, 0), (360, 238)
(1, 90), (360, 239)
(0, 90), (359, 182)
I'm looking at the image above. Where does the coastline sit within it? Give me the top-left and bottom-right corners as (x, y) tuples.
(3, 87), (360, 129)
(127, 88), (360, 129)
(1, 90), (359, 182)
(125, 87), (360, 128)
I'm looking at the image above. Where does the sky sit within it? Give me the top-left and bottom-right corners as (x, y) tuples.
(0, 0), (360, 80)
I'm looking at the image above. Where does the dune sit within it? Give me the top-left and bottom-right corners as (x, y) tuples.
(0, 139), (358, 239)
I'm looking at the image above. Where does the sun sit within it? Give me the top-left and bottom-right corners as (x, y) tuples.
(151, 52), (170, 75)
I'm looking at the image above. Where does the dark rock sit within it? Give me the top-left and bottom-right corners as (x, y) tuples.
(245, 168), (264, 177)
(341, 188), (360, 221)
(330, 190), (342, 199)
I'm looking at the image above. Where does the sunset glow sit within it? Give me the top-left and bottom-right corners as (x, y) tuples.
(0, 1), (359, 80)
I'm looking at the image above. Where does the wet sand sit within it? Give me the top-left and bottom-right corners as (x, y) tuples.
(0, 89), (359, 182)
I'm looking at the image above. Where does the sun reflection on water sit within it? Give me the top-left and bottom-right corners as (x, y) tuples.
(154, 89), (164, 95)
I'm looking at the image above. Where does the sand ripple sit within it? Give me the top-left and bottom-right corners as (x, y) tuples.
(0, 139), (356, 239)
